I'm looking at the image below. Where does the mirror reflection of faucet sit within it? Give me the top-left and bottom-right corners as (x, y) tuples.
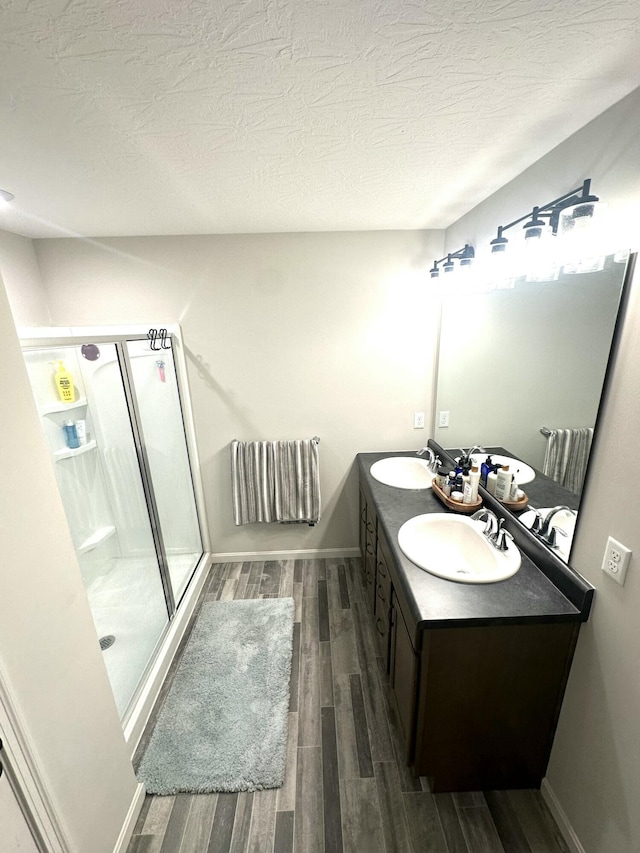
(525, 505), (576, 552)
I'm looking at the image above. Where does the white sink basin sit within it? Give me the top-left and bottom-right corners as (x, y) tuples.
(397, 513), (521, 583)
(468, 453), (536, 485)
(520, 507), (576, 561)
(370, 457), (434, 489)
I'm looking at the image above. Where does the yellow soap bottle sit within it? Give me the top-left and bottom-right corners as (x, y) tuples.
(54, 360), (76, 403)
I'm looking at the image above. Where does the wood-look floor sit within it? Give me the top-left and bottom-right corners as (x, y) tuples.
(128, 558), (570, 853)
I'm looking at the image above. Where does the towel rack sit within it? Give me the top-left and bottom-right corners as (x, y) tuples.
(232, 436), (320, 444)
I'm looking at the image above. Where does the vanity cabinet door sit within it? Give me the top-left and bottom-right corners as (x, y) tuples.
(412, 622), (580, 791)
(389, 599), (418, 758)
(375, 529), (393, 668)
(363, 505), (377, 614)
(358, 488), (368, 587)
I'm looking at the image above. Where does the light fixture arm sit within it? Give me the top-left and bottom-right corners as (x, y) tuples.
(496, 178), (598, 240)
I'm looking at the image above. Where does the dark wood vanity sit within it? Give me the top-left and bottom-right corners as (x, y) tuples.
(358, 449), (593, 793)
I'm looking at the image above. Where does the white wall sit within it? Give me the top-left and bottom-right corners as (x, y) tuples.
(445, 87), (640, 853)
(34, 230), (443, 557)
(0, 229), (50, 326)
(0, 277), (139, 851)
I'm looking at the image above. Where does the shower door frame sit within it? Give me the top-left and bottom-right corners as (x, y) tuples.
(19, 323), (211, 752)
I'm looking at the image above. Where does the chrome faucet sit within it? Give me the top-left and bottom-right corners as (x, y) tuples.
(545, 526), (568, 550)
(417, 446), (434, 464)
(417, 446), (441, 472)
(471, 507), (499, 538)
(526, 505), (575, 550)
(464, 445), (484, 461)
(526, 506), (545, 535)
(490, 517), (514, 552)
(538, 506), (576, 540)
(471, 509), (513, 551)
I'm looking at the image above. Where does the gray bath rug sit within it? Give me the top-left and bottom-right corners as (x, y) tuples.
(136, 597), (295, 794)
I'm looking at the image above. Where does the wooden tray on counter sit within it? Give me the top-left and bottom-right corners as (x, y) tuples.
(432, 480), (482, 514)
(498, 492), (529, 511)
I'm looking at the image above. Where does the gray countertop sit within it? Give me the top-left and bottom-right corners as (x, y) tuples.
(358, 450), (586, 632)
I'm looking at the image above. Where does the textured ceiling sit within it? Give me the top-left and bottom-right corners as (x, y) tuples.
(1, 0), (640, 238)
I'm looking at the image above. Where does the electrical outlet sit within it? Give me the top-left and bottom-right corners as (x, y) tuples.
(438, 410), (450, 428)
(413, 412), (425, 429)
(601, 536), (631, 586)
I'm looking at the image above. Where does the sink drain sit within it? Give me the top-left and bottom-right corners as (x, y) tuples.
(99, 635), (116, 651)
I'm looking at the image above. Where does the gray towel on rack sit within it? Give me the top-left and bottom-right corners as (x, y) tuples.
(231, 439), (321, 525)
(542, 428), (593, 494)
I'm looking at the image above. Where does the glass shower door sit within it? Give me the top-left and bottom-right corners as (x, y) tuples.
(125, 339), (203, 605)
(22, 343), (171, 719)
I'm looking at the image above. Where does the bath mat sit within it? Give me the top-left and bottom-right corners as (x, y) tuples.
(136, 597), (295, 794)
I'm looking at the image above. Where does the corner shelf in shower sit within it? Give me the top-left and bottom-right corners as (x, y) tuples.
(41, 397), (88, 416)
(78, 525), (116, 555)
(55, 439), (97, 461)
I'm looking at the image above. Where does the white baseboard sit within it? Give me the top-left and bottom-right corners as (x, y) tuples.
(211, 547), (361, 562)
(113, 783), (145, 853)
(541, 777), (586, 853)
(123, 553), (211, 759)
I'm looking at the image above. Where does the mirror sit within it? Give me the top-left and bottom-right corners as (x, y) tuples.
(434, 252), (633, 564)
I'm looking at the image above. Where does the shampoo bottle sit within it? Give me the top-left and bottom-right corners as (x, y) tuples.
(54, 360), (76, 403)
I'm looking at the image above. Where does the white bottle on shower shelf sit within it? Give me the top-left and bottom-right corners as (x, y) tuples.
(75, 419), (88, 445)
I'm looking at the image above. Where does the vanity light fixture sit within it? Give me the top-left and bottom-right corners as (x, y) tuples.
(0, 189), (15, 204)
(490, 179), (600, 254)
(429, 243), (475, 278)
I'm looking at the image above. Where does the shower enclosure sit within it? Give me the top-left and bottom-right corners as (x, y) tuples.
(20, 326), (208, 726)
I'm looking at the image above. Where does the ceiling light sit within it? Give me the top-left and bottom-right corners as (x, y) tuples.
(0, 189), (15, 204)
